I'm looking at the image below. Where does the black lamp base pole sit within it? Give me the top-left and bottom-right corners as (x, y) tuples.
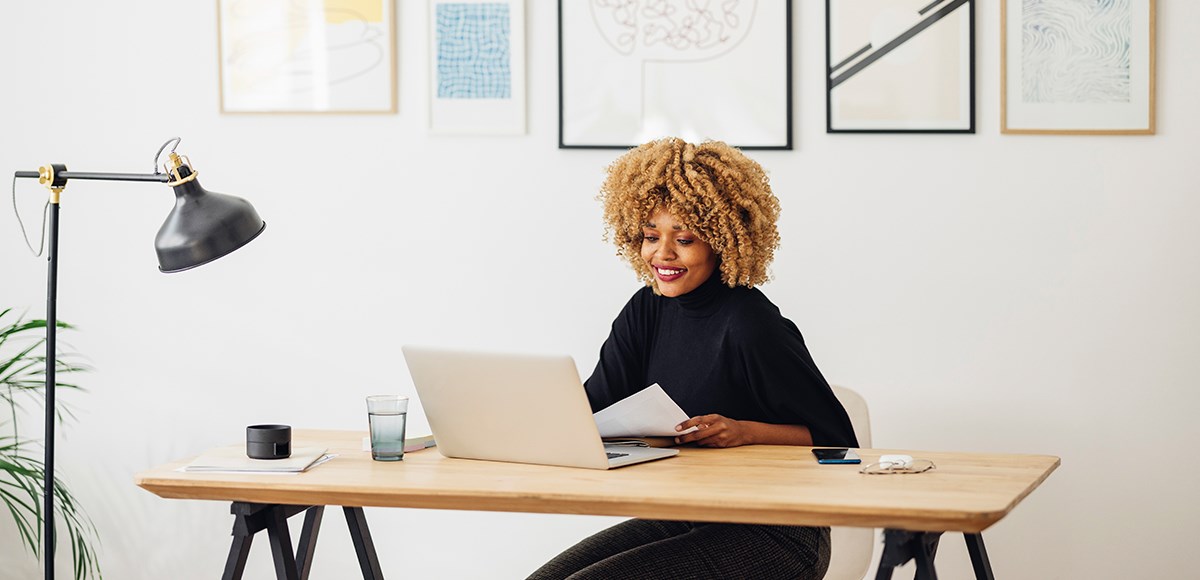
(44, 195), (59, 580)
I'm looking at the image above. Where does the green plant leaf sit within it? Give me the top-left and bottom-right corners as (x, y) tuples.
(1, 309), (100, 580)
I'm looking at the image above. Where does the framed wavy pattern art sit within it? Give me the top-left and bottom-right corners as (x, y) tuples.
(559, 0), (792, 150)
(429, 0), (526, 134)
(826, 0), (976, 133)
(217, 0), (396, 114)
(1002, 0), (1156, 134)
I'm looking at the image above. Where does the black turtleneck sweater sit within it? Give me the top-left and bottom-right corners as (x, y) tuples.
(584, 273), (858, 448)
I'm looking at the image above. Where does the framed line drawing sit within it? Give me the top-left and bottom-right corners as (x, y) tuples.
(1002, 0), (1155, 135)
(826, 0), (975, 133)
(217, 0), (396, 114)
(429, 0), (526, 135)
(559, 0), (792, 150)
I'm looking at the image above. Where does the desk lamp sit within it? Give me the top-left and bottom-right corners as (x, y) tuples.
(13, 138), (265, 579)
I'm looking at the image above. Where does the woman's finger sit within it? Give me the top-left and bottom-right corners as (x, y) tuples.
(675, 421), (725, 444)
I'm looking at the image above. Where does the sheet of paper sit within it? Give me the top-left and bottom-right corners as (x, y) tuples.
(593, 383), (698, 438)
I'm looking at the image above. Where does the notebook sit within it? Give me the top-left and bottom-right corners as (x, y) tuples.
(401, 346), (679, 470)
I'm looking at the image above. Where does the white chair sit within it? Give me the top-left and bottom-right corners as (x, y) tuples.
(824, 386), (875, 580)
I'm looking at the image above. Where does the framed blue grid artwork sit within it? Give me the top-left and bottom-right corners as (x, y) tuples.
(429, 0), (526, 134)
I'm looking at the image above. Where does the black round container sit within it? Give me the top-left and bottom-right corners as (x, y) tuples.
(246, 424), (291, 459)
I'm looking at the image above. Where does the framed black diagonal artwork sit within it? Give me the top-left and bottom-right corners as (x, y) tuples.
(826, 0), (975, 133)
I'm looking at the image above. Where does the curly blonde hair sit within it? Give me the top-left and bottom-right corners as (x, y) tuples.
(600, 138), (781, 289)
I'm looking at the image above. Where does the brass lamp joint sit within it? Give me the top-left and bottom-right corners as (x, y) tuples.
(38, 165), (64, 204)
(164, 152), (199, 187)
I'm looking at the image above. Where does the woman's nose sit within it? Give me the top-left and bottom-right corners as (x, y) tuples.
(654, 242), (677, 261)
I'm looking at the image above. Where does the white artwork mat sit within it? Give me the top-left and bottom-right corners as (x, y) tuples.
(218, 0), (395, 113)
(1003, 0), (1154, 133)
(828, 0), (974, 132)
(560, 0), (790, 148)
(428, 0), (526, 135)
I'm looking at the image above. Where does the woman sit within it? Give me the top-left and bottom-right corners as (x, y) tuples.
(528, 138), (858, 580)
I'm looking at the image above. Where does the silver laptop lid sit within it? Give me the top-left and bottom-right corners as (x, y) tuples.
(402, 346), (612, 470)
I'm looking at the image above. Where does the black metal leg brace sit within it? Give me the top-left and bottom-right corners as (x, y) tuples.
(221, 503), (382, 580)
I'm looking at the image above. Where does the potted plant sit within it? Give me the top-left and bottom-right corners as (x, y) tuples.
(1, 308), (102, 579)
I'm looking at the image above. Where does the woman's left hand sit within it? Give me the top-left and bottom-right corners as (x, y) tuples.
(674, 414), (752, 448)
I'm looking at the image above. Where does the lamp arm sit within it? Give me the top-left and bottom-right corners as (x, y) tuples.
(14, 170), (170, 183)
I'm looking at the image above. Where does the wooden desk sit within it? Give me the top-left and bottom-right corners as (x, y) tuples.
(136, 430), (1058, 580)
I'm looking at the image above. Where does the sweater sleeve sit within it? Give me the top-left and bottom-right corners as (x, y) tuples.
(732, 303), (859, 448)
(583, 289), (652, 413)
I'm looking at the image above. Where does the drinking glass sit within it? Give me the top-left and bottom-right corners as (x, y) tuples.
(366, 395), (408, 461)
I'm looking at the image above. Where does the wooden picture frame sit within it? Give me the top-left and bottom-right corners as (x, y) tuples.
(1001, 0), (1156, 135)
(826, 0), (976, 134)
(217, 0), (397, 114)
(558, 0), (793, 150)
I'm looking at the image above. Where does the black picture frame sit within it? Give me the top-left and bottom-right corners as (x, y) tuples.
(556, 0), (792, 150)
(825, 0), (974, 132)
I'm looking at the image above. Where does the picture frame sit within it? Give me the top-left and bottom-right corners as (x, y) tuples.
(1002, 0), (1155, 135)
(558, 0), (792, 150)
(217, 0), (396, 114)
(826, 0), (975, 133)
(428, 0), (527, 135)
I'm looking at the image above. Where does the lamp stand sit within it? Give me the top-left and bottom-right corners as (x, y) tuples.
(15, 141), (265, 580)
(43, 185), (61, 580)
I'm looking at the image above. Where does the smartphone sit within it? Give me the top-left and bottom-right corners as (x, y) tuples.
(812, 448), (861, 464)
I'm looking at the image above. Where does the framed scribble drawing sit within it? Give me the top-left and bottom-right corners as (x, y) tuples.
(826, 0), (975, 133)
(558, 1), (792, 149)
(429, 0), (526, 134)
(217, 0), (396, 114)
(1002, 0), (1155, 134)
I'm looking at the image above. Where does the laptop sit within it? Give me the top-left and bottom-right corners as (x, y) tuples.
(401, 346), (679, 470)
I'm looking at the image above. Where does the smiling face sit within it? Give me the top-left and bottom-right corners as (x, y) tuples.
(641, 211), (719, 297)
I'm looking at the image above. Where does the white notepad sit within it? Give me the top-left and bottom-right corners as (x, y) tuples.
(181, 445), (330, 474)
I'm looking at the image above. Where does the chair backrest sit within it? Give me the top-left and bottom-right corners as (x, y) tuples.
(832, 385), (872, 449)
(825, 385), (874, 580)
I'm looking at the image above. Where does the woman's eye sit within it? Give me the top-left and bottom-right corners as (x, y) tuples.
(677, 239), (694, 245)
(643, 235), (659, 243)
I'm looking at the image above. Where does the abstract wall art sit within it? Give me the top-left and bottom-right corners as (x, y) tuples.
(429, 0), (526, 134)
(218, 0), (396, 114)
(559, 0), (792, 149)
(826, 0), (975, 133)
(1003, 0), (1156, 134)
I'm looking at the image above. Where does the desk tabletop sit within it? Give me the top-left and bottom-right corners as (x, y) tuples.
(135, 430), (1059, 533)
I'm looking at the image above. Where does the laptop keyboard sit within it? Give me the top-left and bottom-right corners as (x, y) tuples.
(606, 452), (629, 460)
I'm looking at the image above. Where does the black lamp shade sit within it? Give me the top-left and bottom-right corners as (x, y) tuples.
(154, 166), (265, 273)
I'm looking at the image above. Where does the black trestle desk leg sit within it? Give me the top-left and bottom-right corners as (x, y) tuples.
(344, 506), (385, 579)
(964, 533), (995, 580)
(875, 529), (942, 580)
(913, 533), (940, 580)
(224, 503), (266, 580)
(265, 506), (302, 580)
(222, 524), (254, 580)
(295, 506), (325, 580)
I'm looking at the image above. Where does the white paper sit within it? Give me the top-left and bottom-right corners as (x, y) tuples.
(593, 383), (698, 438)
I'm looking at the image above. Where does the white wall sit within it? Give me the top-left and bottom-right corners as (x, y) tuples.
(1, 1), (1197, 578)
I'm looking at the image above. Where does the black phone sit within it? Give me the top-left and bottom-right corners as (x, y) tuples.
(812, 448), (861, 464)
